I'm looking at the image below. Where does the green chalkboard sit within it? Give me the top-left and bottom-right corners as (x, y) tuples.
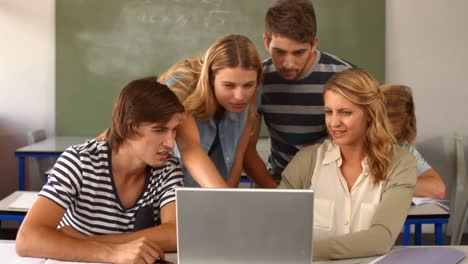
(56, 0), (384, 136)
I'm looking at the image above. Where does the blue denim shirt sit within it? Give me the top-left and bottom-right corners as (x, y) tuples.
(165, 73), (249, 187)
(174, 108), (249, 187)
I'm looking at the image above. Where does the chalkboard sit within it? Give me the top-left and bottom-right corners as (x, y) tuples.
(56, 0), (384, 136)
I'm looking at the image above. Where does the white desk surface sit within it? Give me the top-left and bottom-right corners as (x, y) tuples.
(15, 137), (91, 154)
(408, 203), (449, 217)
(1, 240), (467, 263)
(0, 240), (177, 264)
(0, 191), (38, 213)
(1, 191), (449, 216)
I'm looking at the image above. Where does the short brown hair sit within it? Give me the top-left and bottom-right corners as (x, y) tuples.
(106, 77), (184, 150)
(381, 84), (417, 145)
(264, 0), (317, 43)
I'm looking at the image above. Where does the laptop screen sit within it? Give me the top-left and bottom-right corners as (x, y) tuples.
(176, 188), (314, 264)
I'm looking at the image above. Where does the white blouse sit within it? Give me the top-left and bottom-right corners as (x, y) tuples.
(310, 140), (384, 240)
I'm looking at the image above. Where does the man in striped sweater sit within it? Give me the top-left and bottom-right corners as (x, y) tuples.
(244, 0), (353, 187)
(17, 77), (184, 264)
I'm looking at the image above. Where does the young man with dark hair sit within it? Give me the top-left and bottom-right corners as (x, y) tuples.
(244, 0), (354, 187)
(17, 77), (184, 264)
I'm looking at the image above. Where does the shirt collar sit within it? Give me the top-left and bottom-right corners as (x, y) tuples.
(322, 139), (341, 165)
(322, 139), (371, 177)
(224, 111), (242, 121)
(208, 109), (243, 128)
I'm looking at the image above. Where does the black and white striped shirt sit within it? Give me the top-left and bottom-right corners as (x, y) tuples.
(260, 50), (353, 172)
(39, 139), (184, 235)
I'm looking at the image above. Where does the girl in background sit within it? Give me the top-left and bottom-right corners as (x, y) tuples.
(381, 84), (446, 199)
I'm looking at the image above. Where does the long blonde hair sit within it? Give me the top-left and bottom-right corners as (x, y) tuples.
(324, 68), (396, 183)
(381, 84), (417, 145)
(159, 35), (263, 123)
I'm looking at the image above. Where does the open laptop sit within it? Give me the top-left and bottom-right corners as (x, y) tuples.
(176, 188), (314, 264)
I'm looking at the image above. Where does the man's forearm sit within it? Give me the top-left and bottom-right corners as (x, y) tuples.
(17, 226), (114, 262)
(88, 223), (177, 252)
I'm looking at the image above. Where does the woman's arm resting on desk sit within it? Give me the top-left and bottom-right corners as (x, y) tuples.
(414, 168), (446, 200)
(176, 114), (228, 188)
(16, 197), (164, 263)
(313, 151), (417, 259)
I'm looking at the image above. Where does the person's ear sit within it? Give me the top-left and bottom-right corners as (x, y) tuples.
(311, 36), (318, 52)
(263, 33), (270, 51)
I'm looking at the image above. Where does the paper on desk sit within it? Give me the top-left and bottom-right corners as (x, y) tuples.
(370, 247), (465, 264)
(1, 243), (46, 264)
(411, 197), (449, 211)
(368, 254), (387, 264)
(7, 192), (38, 209)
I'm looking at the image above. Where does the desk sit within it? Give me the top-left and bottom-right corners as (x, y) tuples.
(0, 191), (36, 223)
(404, 203), (449, 246)
(314, 246), (468, 264)
(0, 240), (178, 263)
(1, 240), (467, 264)
(0, 240), (45, 264)
(15, 137), (90, 190)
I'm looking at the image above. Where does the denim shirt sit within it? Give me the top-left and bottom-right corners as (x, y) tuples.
(165, 74), (250, 186)
(174, 108), (249, 187)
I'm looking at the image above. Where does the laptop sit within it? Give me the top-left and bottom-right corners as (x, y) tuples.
(176, 188), (314, 264)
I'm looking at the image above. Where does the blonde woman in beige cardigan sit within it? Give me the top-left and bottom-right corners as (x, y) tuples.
(279, 68), (417, 260)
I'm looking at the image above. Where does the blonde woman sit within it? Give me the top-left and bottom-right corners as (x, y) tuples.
(159, 35), (263, 188)
(381, 84), (446, 199)
(279, 68), (417, 259)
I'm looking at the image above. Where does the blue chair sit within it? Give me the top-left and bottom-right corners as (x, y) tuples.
(403, 214), (449, 245)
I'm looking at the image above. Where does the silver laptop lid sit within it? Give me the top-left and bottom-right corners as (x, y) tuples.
(176, 188), (314, 264)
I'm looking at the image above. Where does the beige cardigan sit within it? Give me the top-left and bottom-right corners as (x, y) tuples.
(278, 143), (417, 260)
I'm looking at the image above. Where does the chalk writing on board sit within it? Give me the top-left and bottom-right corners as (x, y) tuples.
(137, 14), (189, 26)
(74, 0), (255, 77)
(204, 10), (230, 27)
(136, 11), (231, 28)
(201, 0), (224, 8)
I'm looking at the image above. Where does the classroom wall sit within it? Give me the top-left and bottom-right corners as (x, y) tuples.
(0, 0), (55, 196)
(0, 0), (467, 203)
(386, 0), (468, 196)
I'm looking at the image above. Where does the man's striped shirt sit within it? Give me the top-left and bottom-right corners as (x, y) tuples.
(260, 50), (353, 172)
(39, 139), (184, 235)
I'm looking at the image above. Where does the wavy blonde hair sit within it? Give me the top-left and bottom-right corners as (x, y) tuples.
(381, 84), (417, 145)
(324, 68), (396, 183)
(159, 35), (263, 123)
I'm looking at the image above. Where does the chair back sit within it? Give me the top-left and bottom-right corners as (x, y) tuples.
(449, 134), (468, 245)
(27, 130), (46, 144)
(26, 130), (54, 187)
